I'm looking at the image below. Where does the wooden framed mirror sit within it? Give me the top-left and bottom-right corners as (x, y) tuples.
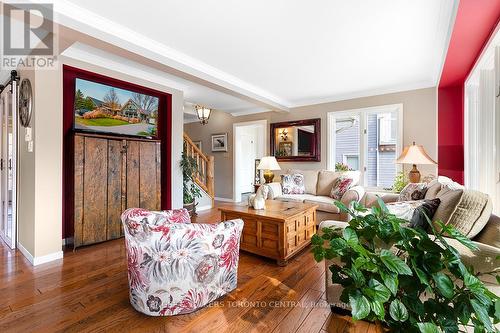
(270, 118), (321, 162)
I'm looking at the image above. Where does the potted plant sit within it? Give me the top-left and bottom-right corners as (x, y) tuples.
(392, 171), (409, 193)
(180, 150), (202, 216)
(311, 200), (500, 333)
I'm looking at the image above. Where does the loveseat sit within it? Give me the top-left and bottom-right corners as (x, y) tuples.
(318, 177), (500, 311)
(263, 169), (365, 223)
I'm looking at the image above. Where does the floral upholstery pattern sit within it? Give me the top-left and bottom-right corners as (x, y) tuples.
(281, 173), (306, 194)
(121, 208), (244, 316)
(329, 176), (354, 200)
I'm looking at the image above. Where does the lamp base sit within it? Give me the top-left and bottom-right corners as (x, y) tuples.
(263, 170), (274, 183)
(408, 164), (421, 183)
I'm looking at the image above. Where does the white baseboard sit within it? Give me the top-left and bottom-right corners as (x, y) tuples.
(214, 196), (235, 202)
(196, 205), (212, 212)
(17, 242), (63, 266)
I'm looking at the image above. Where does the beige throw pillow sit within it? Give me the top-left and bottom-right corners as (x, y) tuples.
(447, 190), (491, 238)
(432, 185), (463, 225)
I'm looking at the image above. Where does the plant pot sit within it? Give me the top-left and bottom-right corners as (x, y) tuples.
(183, 201), (196, 216)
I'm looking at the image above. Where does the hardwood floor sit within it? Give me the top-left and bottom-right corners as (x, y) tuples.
(0, 203), (376, 333)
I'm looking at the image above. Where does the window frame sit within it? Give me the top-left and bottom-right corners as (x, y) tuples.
(327, 104), (403, 191)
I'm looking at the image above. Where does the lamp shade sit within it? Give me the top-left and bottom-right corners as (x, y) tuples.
(257, 156), (281, 170)
(396, 142), (437, 165)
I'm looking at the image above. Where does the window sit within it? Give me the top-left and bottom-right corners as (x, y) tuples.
(328, 105), (403, 189)
(343, 154), (359, 170)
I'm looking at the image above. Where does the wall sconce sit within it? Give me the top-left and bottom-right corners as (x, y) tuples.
(279, 129), (288, 141)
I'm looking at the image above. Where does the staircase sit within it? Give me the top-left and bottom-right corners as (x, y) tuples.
(183, 133), (215, 207)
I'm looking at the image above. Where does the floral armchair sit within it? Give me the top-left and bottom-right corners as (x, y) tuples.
(121, 208), (244, 316)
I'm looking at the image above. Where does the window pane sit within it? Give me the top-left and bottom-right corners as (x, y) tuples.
(335, 116), (360, 170)
(367, 111), (397, 188)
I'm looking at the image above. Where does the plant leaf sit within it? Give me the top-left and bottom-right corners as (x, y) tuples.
(329, 238), (347, 252)
(349, 292), (371, 320)
(311, 234), (323, 246)
(364, 279), (391, 303)
(380, 270), (398, 296)
(380, 249), (412, 275)
(415, 267), (430, 286)
(454, 297), (471, 326)
(389, 299), (409, 322)
(417, 322), (439, 333)
(470, 299), (494, 332)
(371, 300), (385, 319)
(342, 227), (358, 245)
(432, 272), (454, 299)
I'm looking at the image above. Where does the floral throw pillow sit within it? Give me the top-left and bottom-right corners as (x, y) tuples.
(329, 176), (354, 200)
(281, 174), (306, 194)
(398, 183), (428, 202)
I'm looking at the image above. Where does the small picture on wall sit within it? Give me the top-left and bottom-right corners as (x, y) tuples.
(254, 159), (261, 185)
(211, 133), (228, 152)
(278, 141), (293, 157)
(193, 140), (202, 151)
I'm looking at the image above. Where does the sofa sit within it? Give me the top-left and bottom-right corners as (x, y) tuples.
(318, 177), (500, 311)
(263, 169), (365, 223)
(121, 207), (244, 316)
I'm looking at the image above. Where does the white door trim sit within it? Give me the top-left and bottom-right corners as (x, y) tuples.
(232, 119), (267, 202)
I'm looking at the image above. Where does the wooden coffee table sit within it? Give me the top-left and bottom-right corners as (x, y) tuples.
(219, 200), (318, 266)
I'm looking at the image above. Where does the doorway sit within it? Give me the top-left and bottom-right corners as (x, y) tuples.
(233, 120), (267, 202)
(0, 81), (18, 249)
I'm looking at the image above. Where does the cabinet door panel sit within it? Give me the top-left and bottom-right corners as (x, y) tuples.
(107, 139), (124, 240)
(74, 135), (84, 247)
(139, 141), (159, 210)
(126, 140), (140, 209)
(82, 137), (108, 245)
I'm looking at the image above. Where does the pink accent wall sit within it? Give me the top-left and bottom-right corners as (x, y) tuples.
(438, 0), (500, 184)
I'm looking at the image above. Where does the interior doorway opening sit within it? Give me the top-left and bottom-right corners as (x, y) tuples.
(233, 120), (267, 203)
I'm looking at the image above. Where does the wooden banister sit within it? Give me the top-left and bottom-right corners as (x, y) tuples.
(183, 132), (215, 206)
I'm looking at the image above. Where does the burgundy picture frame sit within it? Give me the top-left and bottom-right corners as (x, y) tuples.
(62, 65), (172, 239)
(270, 118), (321, 162)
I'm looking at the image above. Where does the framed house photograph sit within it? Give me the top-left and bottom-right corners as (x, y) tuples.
(211, 133), (228, 152)
(193, 140), (202, 151)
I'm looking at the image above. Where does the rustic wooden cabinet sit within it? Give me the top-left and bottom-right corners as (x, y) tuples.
(74, 133), (161, 248)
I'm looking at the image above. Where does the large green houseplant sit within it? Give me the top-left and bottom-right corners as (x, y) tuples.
(180, 150), (202, 215)
(312, 200), (500, 333)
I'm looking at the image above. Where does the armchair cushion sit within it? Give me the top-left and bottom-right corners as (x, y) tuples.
(122, 208), (244, 316)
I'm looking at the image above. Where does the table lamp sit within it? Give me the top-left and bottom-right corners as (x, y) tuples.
(257, 156), (281, 183)
(396, 142), (437, 183)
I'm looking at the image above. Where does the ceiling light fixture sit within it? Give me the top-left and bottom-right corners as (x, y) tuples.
(195, 105), (212, 125)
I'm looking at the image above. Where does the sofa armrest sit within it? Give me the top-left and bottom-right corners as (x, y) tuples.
(474, 214), (500, 249)
(339, 186), (365, 221)
(341, 186), (365, 206)
(362, 192), (399, 208)
(263, 182), (282, 199)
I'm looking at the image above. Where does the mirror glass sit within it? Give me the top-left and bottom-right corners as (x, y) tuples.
(273, 125), (315, 157)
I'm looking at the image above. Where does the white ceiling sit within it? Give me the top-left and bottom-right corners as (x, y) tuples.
(59, 0), (456, 108)
(4, 1), (457, 114)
